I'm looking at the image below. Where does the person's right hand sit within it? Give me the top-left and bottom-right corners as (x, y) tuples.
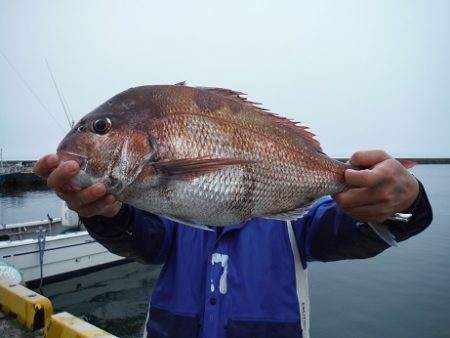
(33, 154), (122, 218)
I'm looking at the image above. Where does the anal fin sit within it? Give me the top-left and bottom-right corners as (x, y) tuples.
(262, 201), (316, 221)
(163, 214), (214, 232)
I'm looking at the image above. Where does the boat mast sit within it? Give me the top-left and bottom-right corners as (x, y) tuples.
(0, 148), (4, 172)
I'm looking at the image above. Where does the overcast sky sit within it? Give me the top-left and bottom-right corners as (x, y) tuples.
(1, 0), (449, 160)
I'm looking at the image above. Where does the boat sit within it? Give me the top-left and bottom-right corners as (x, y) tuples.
(0, 204), (125, 286)
(0, 161), (43, 187)
(0, 150), (44, 187)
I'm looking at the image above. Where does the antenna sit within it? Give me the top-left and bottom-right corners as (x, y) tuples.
(46, 60), (75, 128)
(61, 91), (74, 127)
(0, 148), (3, 172)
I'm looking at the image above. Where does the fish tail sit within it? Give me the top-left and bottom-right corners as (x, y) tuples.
(398, 159), (416, 170)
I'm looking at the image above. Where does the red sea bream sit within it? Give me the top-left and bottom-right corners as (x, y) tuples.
(56, 83), (401, 244)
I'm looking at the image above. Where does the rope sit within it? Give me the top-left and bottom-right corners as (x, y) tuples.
(37, 227), (46, 291)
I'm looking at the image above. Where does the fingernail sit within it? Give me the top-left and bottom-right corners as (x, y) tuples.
(64, 161), (79, 174)
(93, 184), (106, 196)
(104, 194), (116, 204)
(47, 154), (59, 166)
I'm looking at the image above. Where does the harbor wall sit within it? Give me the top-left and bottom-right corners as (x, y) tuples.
(1, 158), (448, 188)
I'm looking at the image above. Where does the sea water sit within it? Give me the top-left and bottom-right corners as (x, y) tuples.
(0, 186), (61, 224)
(1, 165), (449, 338)
(308, 164), (450, 338)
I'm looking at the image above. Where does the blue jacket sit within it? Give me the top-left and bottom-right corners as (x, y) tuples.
(83, 182), (432, 338)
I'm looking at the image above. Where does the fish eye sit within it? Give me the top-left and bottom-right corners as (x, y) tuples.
(92, 118), (112, 134)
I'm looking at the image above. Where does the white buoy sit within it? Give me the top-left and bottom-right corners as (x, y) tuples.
(0, 262), (22, 284)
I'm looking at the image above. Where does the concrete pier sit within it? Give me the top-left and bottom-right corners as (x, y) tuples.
(0, 277), (117, 338)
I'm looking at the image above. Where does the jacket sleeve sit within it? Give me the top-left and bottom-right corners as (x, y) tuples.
(81, 204), (176, 264)
(294, 180), (433, 262)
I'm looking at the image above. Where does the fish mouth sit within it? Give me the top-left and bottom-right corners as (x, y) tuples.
(57, 150), (89, 171)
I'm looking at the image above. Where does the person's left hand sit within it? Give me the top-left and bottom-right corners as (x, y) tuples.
(333, 150), (419, 223)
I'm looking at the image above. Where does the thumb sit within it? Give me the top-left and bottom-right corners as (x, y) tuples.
(33, 154), (59, 178)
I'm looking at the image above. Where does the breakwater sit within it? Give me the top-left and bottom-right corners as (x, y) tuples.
(336, 158), (450, 164)
(1, 158), (448, 189)
(0, 161), (45, 188)
(0, 172), (45, 187)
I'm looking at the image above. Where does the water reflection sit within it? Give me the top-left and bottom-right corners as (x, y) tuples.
(38, 262), (162, 338)
(0, 187), (61, 224)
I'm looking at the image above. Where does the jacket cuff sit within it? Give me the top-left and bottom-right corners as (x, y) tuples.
(385, 179), (433, 240)
(81, 203), (133, 238)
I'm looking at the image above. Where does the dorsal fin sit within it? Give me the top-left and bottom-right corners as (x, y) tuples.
(196, 86), (323, 153)
(196, 86), (264, 107)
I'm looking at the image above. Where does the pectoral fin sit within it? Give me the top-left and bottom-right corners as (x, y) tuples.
(153, 157), (251, 181)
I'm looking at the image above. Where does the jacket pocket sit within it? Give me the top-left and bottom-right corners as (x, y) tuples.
(227, 318), (302, 338)
(147, 306), (200, 338)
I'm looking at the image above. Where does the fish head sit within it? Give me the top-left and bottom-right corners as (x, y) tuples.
(57, 88), (157, 194)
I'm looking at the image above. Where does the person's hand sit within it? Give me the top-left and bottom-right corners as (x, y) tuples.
(333, 150), (419, 223)
(33, 154), (122, 218)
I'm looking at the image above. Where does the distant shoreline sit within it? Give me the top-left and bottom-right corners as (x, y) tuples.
(1, 158), (448, 189)
(335, 158), (450, 164)
(2, 158), (450, 167)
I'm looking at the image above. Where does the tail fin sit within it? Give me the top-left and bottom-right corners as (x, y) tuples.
(398, 159), (416, 169)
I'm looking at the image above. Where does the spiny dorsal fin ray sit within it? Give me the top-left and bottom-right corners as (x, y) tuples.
(197, 86), (323, 153)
